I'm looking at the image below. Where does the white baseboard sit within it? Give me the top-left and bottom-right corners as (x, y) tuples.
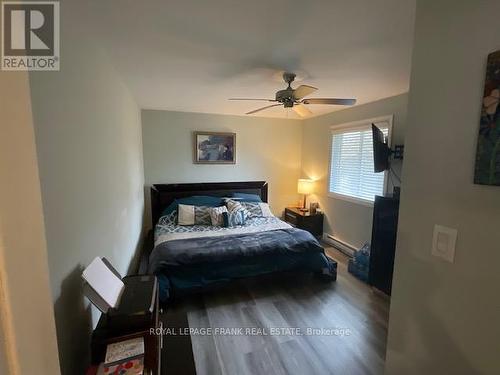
(322, 233), (357, 257)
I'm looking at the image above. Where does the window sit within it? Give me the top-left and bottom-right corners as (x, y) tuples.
(328, 116), (392, 204)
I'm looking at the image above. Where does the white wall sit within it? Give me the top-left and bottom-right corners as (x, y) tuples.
(142, 110), (303, 226)
(385, 1), (500, 374)
(0, 71), (60, 374)
(301, 94), (408, 248)
(28, 2), (145, 373)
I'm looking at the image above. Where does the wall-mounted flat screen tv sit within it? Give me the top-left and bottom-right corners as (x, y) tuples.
(372, 124), (390, 172)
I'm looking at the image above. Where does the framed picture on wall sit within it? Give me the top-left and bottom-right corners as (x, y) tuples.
(193, 131), (236, 164)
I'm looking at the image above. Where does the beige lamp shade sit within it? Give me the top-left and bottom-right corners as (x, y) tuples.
(297, 179), (314, 194)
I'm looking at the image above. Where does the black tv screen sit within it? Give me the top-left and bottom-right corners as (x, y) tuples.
(372, 124), (390, 172)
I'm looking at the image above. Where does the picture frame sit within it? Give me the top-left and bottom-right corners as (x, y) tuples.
(309, 202), (319, 214)
(193, 131), (236, 164)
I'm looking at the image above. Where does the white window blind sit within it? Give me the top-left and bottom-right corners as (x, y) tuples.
(329, 123), (389, 203)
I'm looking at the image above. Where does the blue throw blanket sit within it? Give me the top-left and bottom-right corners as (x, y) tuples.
(148, 228), (337, 301)
(150, 228), (323, 269)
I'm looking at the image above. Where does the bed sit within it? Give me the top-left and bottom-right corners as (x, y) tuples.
(147, 181), (337, 301)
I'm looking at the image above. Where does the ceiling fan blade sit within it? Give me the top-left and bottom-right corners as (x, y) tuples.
(301, 98), (356, 106)
(293, 103), (313, 117)
(293, 85), (318, 100)
(246, 103), (282, 115)
(229, 98), (276, 102)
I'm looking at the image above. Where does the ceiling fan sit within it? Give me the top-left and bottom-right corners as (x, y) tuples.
(229, 72), (356, 117)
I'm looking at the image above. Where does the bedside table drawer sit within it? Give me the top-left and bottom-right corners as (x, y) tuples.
(285, 210), (299, 225)
(284, 207), (323, 238)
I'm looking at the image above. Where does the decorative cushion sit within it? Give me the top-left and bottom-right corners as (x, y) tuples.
(158, 210), (177, 226)
(225, 199), (248, 226)
(178, 204), (195, 225)
(224, 210), (246, 227)
(194, 206), (212, 225)
(178, 204), (212, 226)
(209, 206), (228, 226)
(240, 202), (274, 217)
(226, 199), (250, 216)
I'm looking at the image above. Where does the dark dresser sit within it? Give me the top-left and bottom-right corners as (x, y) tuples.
(369, 195), (400, 296)
(284, 207), (324, 238)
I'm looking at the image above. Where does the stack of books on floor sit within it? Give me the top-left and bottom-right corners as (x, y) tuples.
(95, 337), (150, 375)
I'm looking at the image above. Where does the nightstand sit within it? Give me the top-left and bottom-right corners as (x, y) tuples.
(284, 207), (324, 238)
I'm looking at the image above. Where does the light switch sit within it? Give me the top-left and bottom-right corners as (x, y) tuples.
(432, 225), (457, 263)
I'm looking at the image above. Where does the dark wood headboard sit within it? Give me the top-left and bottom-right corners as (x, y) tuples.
(150, 181), (268, 227)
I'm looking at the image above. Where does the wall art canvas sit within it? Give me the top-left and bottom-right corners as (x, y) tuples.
(194, 131), (236, 164)
(475, 50), (500, 185)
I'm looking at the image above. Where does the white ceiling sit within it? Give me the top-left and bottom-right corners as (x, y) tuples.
(88, 0), (415, 119)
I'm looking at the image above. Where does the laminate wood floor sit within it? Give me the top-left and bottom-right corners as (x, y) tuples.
(164, 247), (390, 375)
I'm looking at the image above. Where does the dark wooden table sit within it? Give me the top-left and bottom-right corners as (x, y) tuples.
(284, 207), (324, 238)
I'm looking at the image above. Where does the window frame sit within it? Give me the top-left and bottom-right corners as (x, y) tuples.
(327, 115), (393, 207)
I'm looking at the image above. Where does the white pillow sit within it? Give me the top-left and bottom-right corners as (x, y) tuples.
(177, 204), (195, 226)
(209, 206), (228, 226)
(258, 202), (274, 217)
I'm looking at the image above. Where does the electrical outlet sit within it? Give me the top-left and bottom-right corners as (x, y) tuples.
(432, 225), (457, 263)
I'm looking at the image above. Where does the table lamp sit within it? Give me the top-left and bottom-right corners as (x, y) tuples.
(297, 179), (314, 212)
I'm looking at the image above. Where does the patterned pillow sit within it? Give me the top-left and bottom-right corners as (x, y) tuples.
(240, 202), (274, 218)
(158, 210), (177, 226)
(226, 199), (249, 216)
(209, 206), (228, 226)
(194, 206), (212, 225)
(178, 204), (212, 226)
(225, 199), (248, 226)
(225, 210), (246, 227)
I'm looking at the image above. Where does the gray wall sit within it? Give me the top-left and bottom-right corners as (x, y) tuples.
(29, 2), (145, 373)
(0, 71), (60, 374)
(301, 94), (408, 248)
(142, 110), (303, 227)
(385, 1), (500, 374)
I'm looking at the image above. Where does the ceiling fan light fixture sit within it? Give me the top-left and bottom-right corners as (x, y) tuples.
(228, 72), (356, 116)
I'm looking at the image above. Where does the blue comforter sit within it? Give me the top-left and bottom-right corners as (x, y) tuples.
(151, 228), (323, 268)
(149, 224), (337, 301)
